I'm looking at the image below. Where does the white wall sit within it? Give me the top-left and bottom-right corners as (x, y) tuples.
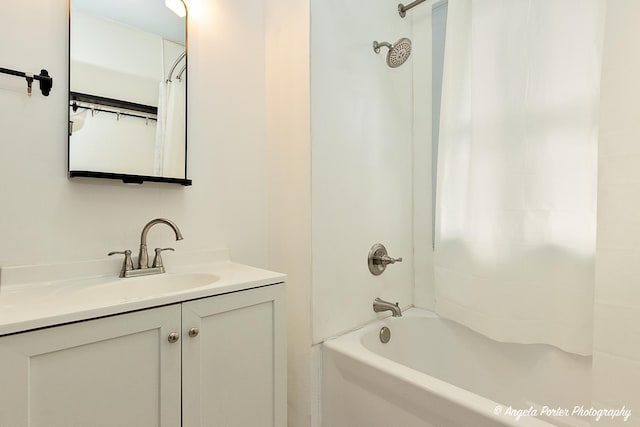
(593, 0), (640, 421)
(268, 0), (418, 423)
(265, 0), (313, 426)
(0, 0), (268, 269)
(310, 0), (414, 343)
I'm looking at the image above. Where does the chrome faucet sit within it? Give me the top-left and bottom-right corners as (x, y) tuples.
(109, 218), (183, 278)
(138, 218), (183, 269)
(373, 298), (402, 317)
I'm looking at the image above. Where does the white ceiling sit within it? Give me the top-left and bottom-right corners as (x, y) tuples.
(72, 0), (185, 44)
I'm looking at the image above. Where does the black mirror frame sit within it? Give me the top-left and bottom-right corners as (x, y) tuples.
(66, 2), (191, 187)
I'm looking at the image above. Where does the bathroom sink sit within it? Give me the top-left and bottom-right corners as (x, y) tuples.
(75, 272), (219, 300)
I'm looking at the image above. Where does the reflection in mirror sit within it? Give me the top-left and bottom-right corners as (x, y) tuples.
(68, 0), (191, 185)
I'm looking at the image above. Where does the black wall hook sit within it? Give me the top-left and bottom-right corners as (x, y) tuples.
(0, 66), (53, 96)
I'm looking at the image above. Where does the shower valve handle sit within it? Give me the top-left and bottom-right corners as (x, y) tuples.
(368, 243), (403, 275)
(378, 255), (403, 265)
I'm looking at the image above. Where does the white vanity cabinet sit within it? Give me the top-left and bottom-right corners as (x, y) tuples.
(0, 304), (183, 427)
(0, 283), (286, 427)
(182, 284), (287, 427)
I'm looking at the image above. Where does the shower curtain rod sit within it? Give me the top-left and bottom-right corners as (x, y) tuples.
(176, 63), (186, 81)
(398, 0), (428, 17)
(166, 51), (186, 82)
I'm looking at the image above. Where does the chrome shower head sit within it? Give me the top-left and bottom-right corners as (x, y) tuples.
(373, 38), (412, 68)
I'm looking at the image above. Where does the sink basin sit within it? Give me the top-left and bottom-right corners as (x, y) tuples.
(75, 272), (219, 300)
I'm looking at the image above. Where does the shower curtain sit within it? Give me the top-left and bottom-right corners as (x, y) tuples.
(154, 79), (186, 176)
(434, 0), (605, 355)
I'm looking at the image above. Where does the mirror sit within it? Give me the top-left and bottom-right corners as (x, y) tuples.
(68, 0), (190, 185)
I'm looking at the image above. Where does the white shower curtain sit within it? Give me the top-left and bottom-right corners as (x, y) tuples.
(154, 79), (186, 177)
(434, 0), (605, 355)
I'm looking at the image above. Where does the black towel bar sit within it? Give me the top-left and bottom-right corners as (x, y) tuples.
(0, 66), (53, 96)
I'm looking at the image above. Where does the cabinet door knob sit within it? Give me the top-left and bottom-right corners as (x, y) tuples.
(188, 327), (199, 337)
(168, 332), (180, 343)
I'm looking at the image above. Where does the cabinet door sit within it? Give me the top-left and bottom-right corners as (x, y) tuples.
(0, 305), (182, 427)
(182, 284), (286, 427)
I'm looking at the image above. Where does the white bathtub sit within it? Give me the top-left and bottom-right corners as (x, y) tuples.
(322, 308), (591, 427)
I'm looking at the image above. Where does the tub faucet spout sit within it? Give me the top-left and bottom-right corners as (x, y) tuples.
(373, 298), (402, 317)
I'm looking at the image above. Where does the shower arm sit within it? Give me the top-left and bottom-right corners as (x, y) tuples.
(373, 41), (392, 54)
(398, 0), (428, 18)
(166, 51), (186, 83)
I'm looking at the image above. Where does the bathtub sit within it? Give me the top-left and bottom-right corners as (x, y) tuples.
(322, 308), (591, 427)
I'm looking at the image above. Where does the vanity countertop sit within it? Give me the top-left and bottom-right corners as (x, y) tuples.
(0, 250), (285, 336)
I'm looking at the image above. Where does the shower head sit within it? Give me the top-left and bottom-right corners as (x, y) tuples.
(373, 38), (412, 68)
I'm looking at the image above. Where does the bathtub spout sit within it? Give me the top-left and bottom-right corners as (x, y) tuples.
(373, 298), (402, 317)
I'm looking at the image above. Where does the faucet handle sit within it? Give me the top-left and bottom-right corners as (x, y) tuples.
(152, 247), (174, 269)
(379, 255), (403, 265)
(108, 250), (134, 278)
(368, 243), (403, 275)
